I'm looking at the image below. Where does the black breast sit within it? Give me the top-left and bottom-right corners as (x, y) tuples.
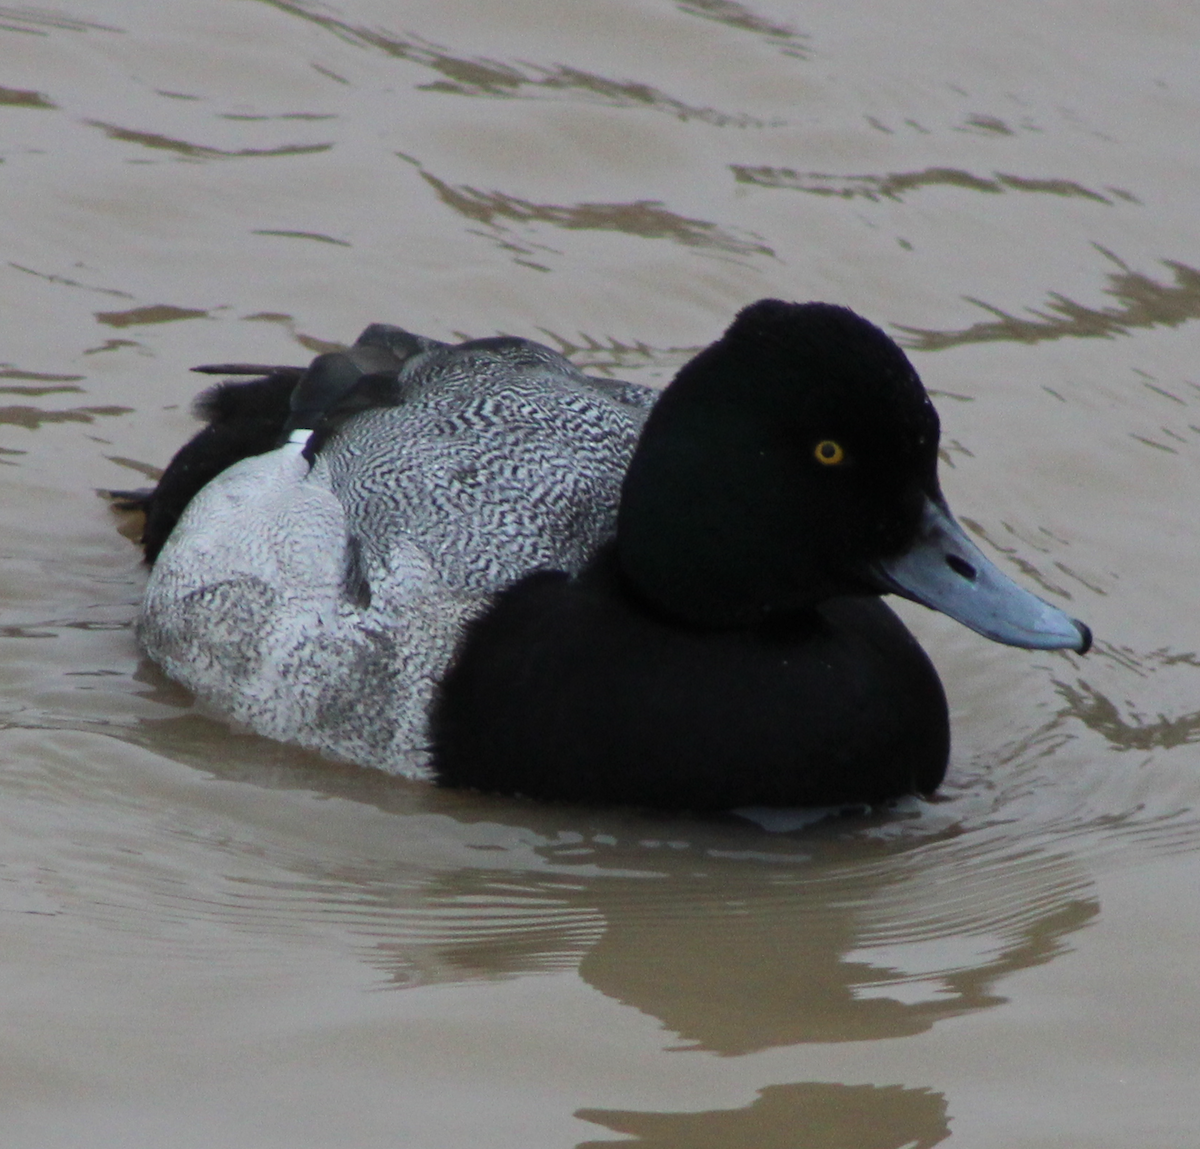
(431, 547), (949, 810)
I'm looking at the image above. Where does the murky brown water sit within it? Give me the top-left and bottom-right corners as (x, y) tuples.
(3, 1), (1199, 1145)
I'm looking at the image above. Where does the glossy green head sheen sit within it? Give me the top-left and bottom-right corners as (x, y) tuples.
(618, 300), (942, 627)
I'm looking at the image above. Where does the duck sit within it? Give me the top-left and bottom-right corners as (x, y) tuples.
(129, 299), (1090, 809)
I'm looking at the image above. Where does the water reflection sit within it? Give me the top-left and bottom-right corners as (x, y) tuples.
(95, 304), (210, 327)
(0, 375), (84, 392)
(0, 6), (121, 36)
(410, 159), (774, 259)
(252, 229), (352, 247)
(0, 402), (132, 430)
(898, 255), (1200, 349)
(8, 262), (133, 300)
(84, 120), (334, 161)
(732, 164), (1131, 206)
(0, 85), (56, 108)
(132, 711), (1101, 1053)
(1054, 677), (1200, 751)
(572, 861), (1094, 1053)
(577, 1082), (949, 1149)
(962, 113), (1016, 135)
(259, 0), (769, 125)
(674, 0), (809, 58)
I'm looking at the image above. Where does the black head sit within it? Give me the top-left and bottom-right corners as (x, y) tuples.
(617, 300), (942, 626)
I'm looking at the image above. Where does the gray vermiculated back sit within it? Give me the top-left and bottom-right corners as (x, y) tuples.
(322, 343), (653, 593)
(138, 338), (653, 775)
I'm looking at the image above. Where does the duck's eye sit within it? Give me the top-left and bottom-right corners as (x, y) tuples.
(813, 439), (845, 466)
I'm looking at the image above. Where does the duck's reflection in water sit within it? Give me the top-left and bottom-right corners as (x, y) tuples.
(577, 1081), (950, 1149)
(134, 711), (1100, 1146)
(362, 821), (1097, 1051)
(357, 813), (1092, 1147)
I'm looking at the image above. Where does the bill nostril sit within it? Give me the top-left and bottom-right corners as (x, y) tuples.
(946, 554), (977, 581)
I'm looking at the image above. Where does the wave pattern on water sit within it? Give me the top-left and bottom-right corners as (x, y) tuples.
(732, 164), (1133, 206)
(898, 254), (1200, 349)
(412, 161), (774, 261)
(0, 404), (133, 430)
(673, 0), (810, 58)
(0, 5), (121, 36)
(577, 1082), (951, 1149)
(1054, 677), (1200, 753)
(84, 120), (335, 162)
(0, 84), (56, 108)
(258, 0), (773, 125)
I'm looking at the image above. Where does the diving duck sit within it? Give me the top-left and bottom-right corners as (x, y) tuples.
(130, 300), (1089, 809)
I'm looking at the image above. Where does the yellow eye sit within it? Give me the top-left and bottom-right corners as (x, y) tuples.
(814, 439), (845, 466)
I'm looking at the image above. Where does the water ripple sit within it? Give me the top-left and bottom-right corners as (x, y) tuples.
(732, 164), (1135, 206)
(259, 0), (774, 126)
(898, 252), (1200, 349)
(85, 120), (334, 162)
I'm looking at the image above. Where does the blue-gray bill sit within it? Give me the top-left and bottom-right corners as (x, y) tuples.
(872, 497), (1092, 654)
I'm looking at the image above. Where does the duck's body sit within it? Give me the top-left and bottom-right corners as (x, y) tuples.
(133, 301), (1089, 808)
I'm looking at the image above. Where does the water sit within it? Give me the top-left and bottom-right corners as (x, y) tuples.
(2, 1), (1199, 1145)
